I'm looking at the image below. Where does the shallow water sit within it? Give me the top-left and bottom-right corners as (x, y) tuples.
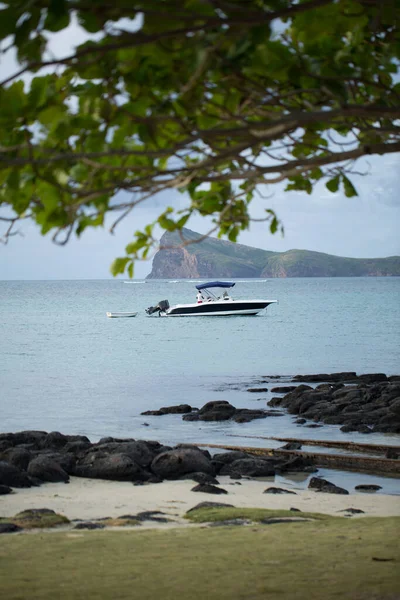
(1, 277), (399, 453)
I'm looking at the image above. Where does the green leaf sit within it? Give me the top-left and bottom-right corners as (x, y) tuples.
(127, 262), (134, 278)
(29, 76), (52, 109)
(38, 105), (66, 128)
(326, 176), (340, 193)
(44, 0), (70, 32)
(0, 9), (16, 41)
(110, 257), (130, 276)
(342, 174), (358, 198)
(270, 216), (278, 234)
(77, 11), (101, 34)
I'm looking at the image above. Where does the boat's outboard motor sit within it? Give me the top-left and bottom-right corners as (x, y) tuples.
(145, 299), (170, 315)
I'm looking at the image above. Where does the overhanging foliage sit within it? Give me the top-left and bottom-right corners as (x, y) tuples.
(0, 0), (399, 275)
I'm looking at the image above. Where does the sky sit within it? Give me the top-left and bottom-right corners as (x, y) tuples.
(0, 17), (399, 280)
(1, 151), (399, 280)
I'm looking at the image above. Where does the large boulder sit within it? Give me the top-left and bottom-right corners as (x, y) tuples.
(27, 456), (69, 483)
(74, 452), (148, 481)
(219, 458), (278, 477)
(198, 401), (236, 421)
(40, 431), (69, 449)
(89, 441), (155, 468)
(63, 440), (93, 454)
(389, 398), (400, 416)
(0, 461), (32, 488)
(308, 477), (349, 495)
(1, 447), (32, 471)
(212, 451), (250, 465)
(151, 448), (214, 480)
(0, 431), (47, 449)
(36, 451), (76, 474)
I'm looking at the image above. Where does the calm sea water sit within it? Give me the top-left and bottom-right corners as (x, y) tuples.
(1, 278), (399, 451)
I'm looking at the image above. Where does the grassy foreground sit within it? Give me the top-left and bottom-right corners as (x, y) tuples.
(0, 513), (399, 600)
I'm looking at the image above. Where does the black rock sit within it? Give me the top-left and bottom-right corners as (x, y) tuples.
(219, 458), (278, 478)
(271, 386), (296, 393)
(38, 451), (76, 474)
(0, 523), (22, 534)
(2, 431), (47, 447)
(358, 373), (387, 384)
(263, 487), (297, 495)
(389, 398), (400, 416)
(1, 447), (32, 471)
(151, 448), (214, 480)
(191, 483), (228, 495)
(141, 404), (192, 416)
(339, 508), (365, 514)
(0, 484), (13, 495)
(182, 413), (200, 421)
(233, 410), (268, 423)
(340, 424), (358, 433)
(92, 441), (155, 468)
(63, 440), (92, 454)
(0, 461), (32, 488)
(247, 388), (269, 393)
(130, 511), (170, 523)
(308, 477), (349, 495)
(294, 373), (357, 383)
(74, 453), (149, 482)
(40, 431), (69, 449)
(355, 484), (382, 492)
(175, 444), (211, 460)
(356, 425), (373, 434)
(212, 451), (249, 465)
(74, 522), (105, 530)
(180, 472), (219, 485)
(27, 456), (70, 483)
(385, 448), (399, 459)
(281, 442), (302, 451)
(278, 456), (317, 473)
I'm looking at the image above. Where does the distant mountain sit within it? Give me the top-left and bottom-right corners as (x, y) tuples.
(146, 229), (400, 279)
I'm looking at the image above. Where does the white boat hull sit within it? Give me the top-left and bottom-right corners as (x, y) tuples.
(106, 312), (137, 318)
(161, 300), (276, 317)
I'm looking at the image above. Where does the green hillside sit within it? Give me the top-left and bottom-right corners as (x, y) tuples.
(146, 229), (400, 278)
(261, 250), (400, 277)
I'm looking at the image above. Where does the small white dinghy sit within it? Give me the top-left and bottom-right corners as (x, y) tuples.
(106, 312), (138, 318)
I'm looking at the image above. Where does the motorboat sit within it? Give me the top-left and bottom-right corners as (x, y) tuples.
(145, 281), (277, 317)
(106, 312), (138, 318)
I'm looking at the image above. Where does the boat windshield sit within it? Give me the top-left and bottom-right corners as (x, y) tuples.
(201, 288), (232, 300)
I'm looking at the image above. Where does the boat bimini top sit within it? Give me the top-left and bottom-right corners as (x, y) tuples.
(196, 281), (235, 300)
(195, 281), (235, 290)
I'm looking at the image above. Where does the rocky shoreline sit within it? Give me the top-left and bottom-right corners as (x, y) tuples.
(142, 372), (400, 434)
(0, 429), (319, 493)
(1, 372), (399, 534)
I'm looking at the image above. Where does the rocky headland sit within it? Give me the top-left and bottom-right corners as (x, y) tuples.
(146, 228), (400, 279)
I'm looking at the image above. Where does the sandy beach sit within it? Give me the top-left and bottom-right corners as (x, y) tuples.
(2, 476), (399, 527)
